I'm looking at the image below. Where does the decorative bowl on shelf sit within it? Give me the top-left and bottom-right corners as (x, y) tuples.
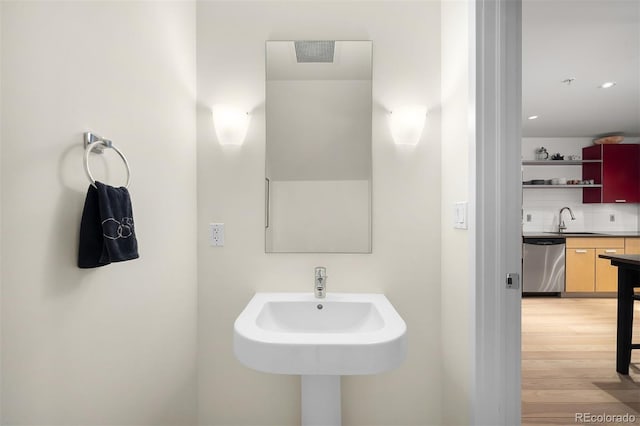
(594, 135), (624, 145)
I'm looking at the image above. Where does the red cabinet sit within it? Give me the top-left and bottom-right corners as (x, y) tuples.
(583, 144), (640, 203)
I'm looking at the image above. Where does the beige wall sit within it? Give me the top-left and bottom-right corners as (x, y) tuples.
(440, 0), (471, 424)
(197, 1), (442, 425)
(0, 4), (3, 422)
(1, 2), (197, 424)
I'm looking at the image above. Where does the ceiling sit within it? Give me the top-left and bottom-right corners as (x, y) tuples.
(522, 0), (640, 138)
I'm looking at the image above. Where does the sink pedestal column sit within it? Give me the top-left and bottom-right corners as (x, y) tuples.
(301, 375), (341, 426)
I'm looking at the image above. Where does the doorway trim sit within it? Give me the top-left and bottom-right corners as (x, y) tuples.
(470, 0), (522, 424)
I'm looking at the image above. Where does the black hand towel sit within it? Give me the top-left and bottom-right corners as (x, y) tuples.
(78, 181), (139, 268)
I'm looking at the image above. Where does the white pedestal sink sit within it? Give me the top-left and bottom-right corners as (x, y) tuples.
(233, 292), (407, 426)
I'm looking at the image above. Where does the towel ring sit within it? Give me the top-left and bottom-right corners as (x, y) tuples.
(84, 140), (131, 189)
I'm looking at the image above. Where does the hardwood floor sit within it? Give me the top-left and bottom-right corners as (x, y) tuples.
(522, 297), (640, 425)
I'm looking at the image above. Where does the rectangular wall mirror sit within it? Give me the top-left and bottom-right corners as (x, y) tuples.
(265, 40), (373, 253)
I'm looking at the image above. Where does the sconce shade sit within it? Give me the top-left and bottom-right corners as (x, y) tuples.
(389, 106), (427, 145)
(212, 105), (250, 145)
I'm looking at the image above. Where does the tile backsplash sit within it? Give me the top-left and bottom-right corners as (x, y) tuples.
(522, 137), (640, 233)
(523, 200), (639, 233)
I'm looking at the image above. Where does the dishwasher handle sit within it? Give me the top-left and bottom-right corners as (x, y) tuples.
(523, 237), (566, 245)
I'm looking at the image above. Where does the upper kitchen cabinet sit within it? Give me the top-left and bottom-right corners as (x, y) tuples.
(582, 144), (640, 203)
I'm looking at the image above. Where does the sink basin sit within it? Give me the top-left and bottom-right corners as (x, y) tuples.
(256, 300), (384, 333)
(234, 292), (407, 375)
(235, 292), (407, 425)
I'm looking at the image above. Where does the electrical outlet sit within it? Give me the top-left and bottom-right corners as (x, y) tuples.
(209, 223), (224, 246)
(610, 214), (616, 222)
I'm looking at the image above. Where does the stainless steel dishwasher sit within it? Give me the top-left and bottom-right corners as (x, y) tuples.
(522, 237), (566, 294)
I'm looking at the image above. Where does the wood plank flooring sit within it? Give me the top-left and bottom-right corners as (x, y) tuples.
(522, 297), (640, 426)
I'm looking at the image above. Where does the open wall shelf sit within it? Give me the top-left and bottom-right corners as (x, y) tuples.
(522, 160), (602, 166)
(523, 184), (602, 189)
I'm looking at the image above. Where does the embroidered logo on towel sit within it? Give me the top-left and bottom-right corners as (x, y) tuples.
(102, 217), (135, 240)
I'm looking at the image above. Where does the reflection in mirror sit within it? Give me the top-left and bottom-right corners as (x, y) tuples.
(265, 40), (373, 253)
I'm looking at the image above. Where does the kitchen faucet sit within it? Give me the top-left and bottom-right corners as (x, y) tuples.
(314, 267), (327, 299)
(558, 207), (576, 233)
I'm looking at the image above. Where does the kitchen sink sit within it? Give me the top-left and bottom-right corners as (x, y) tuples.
(544, 232), (602, 235)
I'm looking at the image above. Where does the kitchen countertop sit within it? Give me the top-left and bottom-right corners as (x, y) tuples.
(598, 254), (640, 267)
(523, 231), (640, 238)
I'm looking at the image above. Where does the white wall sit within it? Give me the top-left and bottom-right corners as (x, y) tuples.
(267, 180), (370, 253)
(1, 2), (197, 424)
(0, 4), (3, 422)
(522, 137), (640, 232)
(440, 0), (471, 424)
(197, 1), (442, 425)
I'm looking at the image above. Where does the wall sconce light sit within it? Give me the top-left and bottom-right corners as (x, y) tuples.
(389, 106), (427, 145)
(212, 105), (250, 146)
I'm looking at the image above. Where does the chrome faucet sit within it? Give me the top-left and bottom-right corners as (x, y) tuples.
(558, 207), (576, 233)
(314, 267), (327, 299)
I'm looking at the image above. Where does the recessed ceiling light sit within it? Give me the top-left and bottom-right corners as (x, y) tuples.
(527, 115), (539, 120)
(599, 81), (616, 89)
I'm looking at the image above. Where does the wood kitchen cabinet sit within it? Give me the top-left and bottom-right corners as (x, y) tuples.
(583, 144), (640, 203)
(566, 247), (596, 292)
(565, 238), (625, 293)
(595, 248), (625, 291)
(626, 238), (640, 255)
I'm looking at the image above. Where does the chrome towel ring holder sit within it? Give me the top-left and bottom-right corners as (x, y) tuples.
(83, 132), (131, 189)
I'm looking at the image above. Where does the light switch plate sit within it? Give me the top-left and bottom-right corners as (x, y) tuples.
(454, 202), (468, 229)
(210, 223), (224, 246)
